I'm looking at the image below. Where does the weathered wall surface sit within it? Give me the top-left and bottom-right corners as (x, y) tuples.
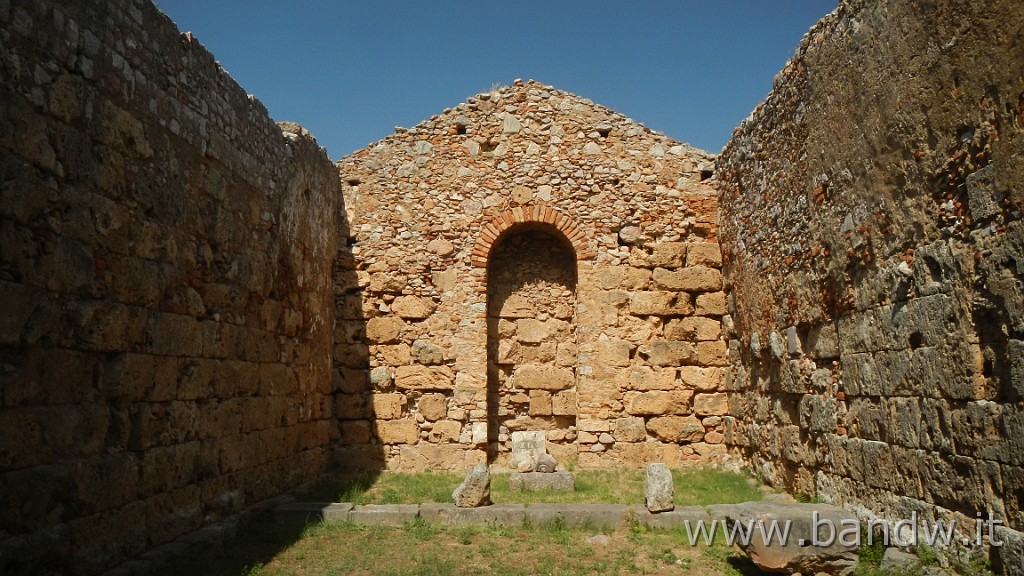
(336, 80), (727, 471)
(0, 0), (339, 573)
(718, 0), (1024, 549)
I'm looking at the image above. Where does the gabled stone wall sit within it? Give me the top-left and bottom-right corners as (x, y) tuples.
(335, 80), (727, 471)
(0, 1), (339, 573)
(717, 0), (1024, 552)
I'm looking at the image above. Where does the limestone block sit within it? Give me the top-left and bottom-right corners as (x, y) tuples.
(377, 344), (411, 366)
(341, 420), (372, 445)
(641, 341), (696, 366)
(696, 341), (728, 367)
(678, 366), (724, 391)
(653, 267), (722, 292)
(645, 463), (674, 512)
(391, 296), (435, 319)
(369, 273), (406, 293)
(375, 419), (419, 444)
(613, 417), (647, 442)
(620, 267), (653, 289)
(596, 339), (631, 367)
(684, 243), (722, 268)
(426, 238), (455, 256)
(418, 393), (448, 421)
(513, 364), (574, 390)
(624, 391), (691, 416)
(649, 242), (687, 269)
(695, 291), (727, 316)
(394, 365), (455, 391)
(411, 340), (444, 365)
(366, 317), (405, 343)
(529, 390), (553, 416)
(664, 317), (721, 341)
(516, 318), (549, 343)
(497, 294), (535, 318)
(693, 393), (728, 416)
(552, 390), (577, 415)
(372, 393), (405, 419)
(724, 503), (859, 575)
(620, 366), (677, 391)
(629, 291), (692, 316)
(428, 420), (462, 443)
(646, 415), (704, 443)
(452, 463), (491, 508)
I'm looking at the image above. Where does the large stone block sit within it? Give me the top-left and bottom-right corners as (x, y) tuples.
(513, 364), (574, 390)
(685, 243), (722, 268)
(551, 390), (577, 415)
(646, 415), (704, 442)
(613, 417), (648, 442)
(374, 419), (420, 445)
(596, 339), (631, 367)
(678, 366), (724, 391)
(620, 366), (677, 391)
(394, 365), (454, 391)
(641, 341), (696, 366)
(371, 393), (405, 419)
(629, 291), (692, 316)
(365, 317), (405, 343)
(693, 393), (728, 416)
(644, 463), (674, 512)
(625, 391), (691, 416)
(652, 267), (722, 292)
(417, 393), (448, 421)
(509, 472), (575, 492)
(694, 291), (727, 316)
(648, 242), (686, 269)
(391, 296), (435, 319)
(664, 317), (721, 341)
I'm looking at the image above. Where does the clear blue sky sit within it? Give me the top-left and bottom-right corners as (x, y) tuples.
(153, 1), (835, 159)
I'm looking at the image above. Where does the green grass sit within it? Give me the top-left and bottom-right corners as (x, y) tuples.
(300, 467), (765, 507)
(167, 515), (761, 576)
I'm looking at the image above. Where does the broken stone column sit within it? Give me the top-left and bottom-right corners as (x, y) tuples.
(452, 463), (491, 508)
(644, 463), (674, 512)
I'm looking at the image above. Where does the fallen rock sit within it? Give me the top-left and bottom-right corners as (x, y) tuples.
(724, 502), (859, 575)
(452, 463), (491, 508)
(879, 548), (918, 572)
(644, 463), (674, 512)
(535, 453), (557, 473)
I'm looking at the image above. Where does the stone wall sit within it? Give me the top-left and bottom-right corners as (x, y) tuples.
(0, 0), (339, 573)
(717, 0), (1024, 547)
(335, 80), (727, 471)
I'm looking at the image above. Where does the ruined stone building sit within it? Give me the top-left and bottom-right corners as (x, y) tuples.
(0, 0), (1022, 574)
(333, 81), (726, 472)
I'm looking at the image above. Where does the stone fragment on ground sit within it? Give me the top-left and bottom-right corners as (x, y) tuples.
(644, 463), (674, 512)
(535, 453), (557, 473)
(879, 548), (918, 572)
(723, 502), (859, 576)
(452, 463), (491, 508)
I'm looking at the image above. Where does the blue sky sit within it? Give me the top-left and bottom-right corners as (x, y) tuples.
(153, 1), (835, 159)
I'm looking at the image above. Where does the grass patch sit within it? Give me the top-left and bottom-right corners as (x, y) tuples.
(303, 467), (765, 507)
(168, 517), (761, 576)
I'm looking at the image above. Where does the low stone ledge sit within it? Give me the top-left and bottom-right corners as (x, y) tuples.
(348, 504), (420, 526)
(631, 505), (712, 529)
(420, 503), (526, 527)
(524, 504), (631, 528)
(274, 502), (354, 524)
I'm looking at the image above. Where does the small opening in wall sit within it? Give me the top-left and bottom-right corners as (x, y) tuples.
(700, 170), (714, 181)
(346, 178), (361, 186)
(909, 331), (924, 350)
(597, 127), (611, 138)
(611, 178), (620, 186)
(455, 124), (468, 135)
(481, 140), (498, 153)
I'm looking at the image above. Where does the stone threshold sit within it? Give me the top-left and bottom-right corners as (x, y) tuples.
(273, 501), (744, 529)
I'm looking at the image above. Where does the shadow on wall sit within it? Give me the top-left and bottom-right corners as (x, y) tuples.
(486, 223), (579, 465)
(331, 206), (387, 478)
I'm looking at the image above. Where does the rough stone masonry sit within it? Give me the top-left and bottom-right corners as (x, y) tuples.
(334, 80), (727, 473)
(1, 0), (1023, 574)
(717, 0), (1024, 569)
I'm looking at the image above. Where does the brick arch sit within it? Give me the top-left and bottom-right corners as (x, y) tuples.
(471, 206), (595, 268)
